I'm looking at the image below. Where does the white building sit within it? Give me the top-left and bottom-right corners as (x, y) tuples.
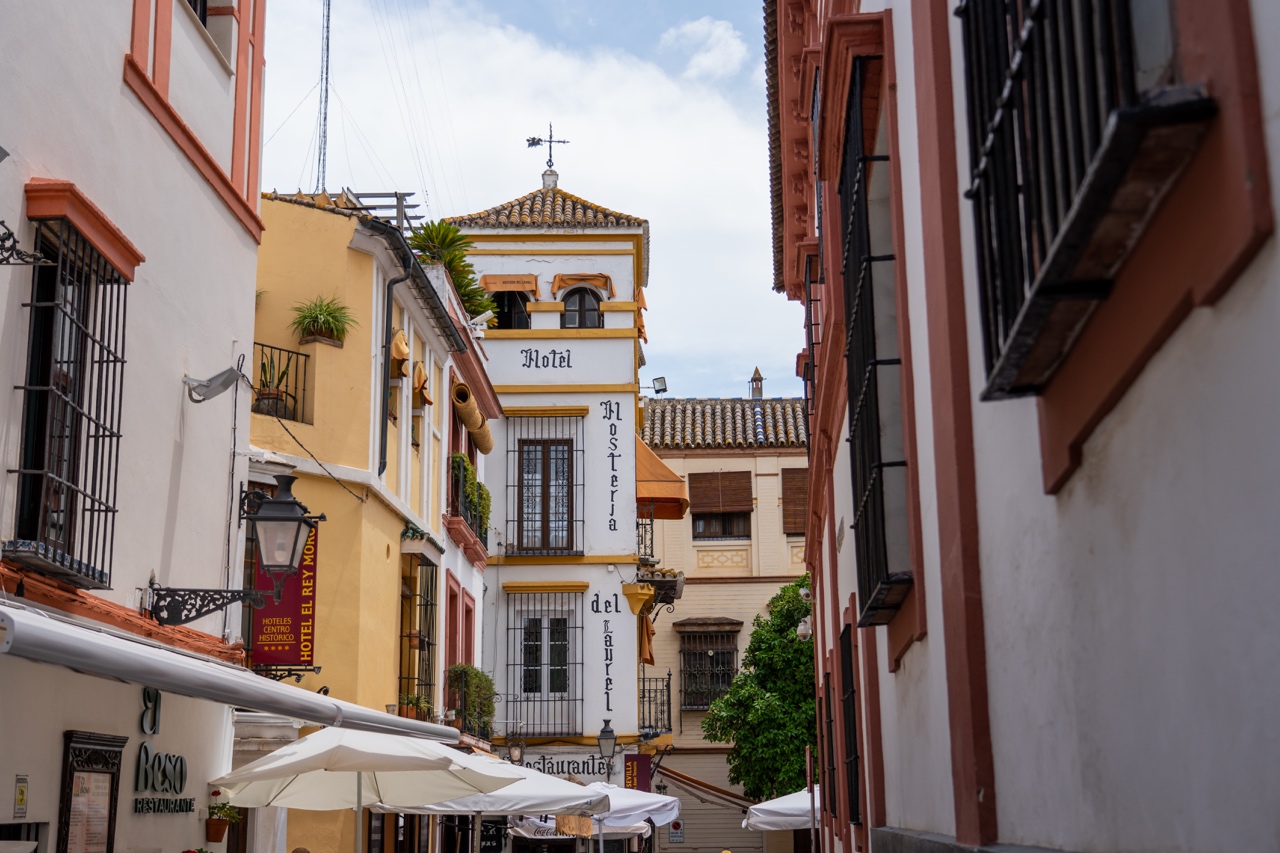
(448, 170), (677, 806)
(0, 7), (455, 853)
(767, 2), (1280, 853)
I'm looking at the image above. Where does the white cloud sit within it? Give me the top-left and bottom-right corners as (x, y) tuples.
(260, 0), (803, 398)
(657, 17), (749, 81)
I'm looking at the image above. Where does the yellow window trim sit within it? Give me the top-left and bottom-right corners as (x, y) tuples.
(501, 581), (591, 593)
(500, 557), (638, 567)
(600, 302), (638, 312)
(494, 384), (639, 394)
(467, 248), (634, 256)
(503, 406), (591, 417)
(527, 302), (565, 313)
(484, 328), (636, 339)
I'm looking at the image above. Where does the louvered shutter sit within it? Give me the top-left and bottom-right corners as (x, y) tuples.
(781, 467), (809, 534)
(688, 471), (753, 513)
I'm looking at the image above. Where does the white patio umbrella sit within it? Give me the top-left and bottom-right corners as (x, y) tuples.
(370, 755), (610, 816)
(742, 785), (821, 831)
(211, 727), (521, 853)
(509, 815), (652, 840)
(583, 782), (681, 826)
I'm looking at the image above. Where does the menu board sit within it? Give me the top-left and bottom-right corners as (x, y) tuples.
(66, 771), (112, 853)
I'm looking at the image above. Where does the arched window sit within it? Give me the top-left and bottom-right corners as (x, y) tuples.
(561, 288), (602, 329)
(494, 291), (531, 329)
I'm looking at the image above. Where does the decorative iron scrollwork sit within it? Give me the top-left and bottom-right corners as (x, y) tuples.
(0, 220), (51, 265)
(148, 580), (267, 627)
(253, 664), (323, 683)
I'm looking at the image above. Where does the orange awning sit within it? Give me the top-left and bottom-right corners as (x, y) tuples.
(636, 437), (688, 520)
(551, 272), (616, 298)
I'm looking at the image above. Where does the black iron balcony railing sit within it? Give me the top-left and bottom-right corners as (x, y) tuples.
(446, 667), (494, 741)
(450, 456), (488, 549)
(253, 342), (310, 424)
(636, 512), (656, 567)
(958, 0), (1215, 398)
(639, 670), (672, 738)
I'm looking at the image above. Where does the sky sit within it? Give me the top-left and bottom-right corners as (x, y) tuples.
(259, 0), (804, 400)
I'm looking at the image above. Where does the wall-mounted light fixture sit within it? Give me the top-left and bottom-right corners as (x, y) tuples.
(597, 719), (619, 780)
(149, 475), (323, 626)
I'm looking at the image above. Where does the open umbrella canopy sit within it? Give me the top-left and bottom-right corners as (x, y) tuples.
(509, 815), (651, 840)
(371, 755), (609, 816)
(211, 727), (522, 810)
(742, 786), (821, 831)
(583, 783), (681, 827)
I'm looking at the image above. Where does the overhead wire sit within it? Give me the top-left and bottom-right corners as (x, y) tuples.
(265, 80), (321, 147)
(367, 0), (435, 205)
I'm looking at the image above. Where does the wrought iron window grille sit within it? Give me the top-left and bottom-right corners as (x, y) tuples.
(399, 557), (439, 715)
(638, 668), (673, 738)
(957, 0), (1216, 398)
(677, 631), (738, 712)
(4, 220), (128, 590)
(505, 591), (584, 736)
(839, 56), (913, 627)
(505, 417), (584, 556)
(840, 626), (861, 825)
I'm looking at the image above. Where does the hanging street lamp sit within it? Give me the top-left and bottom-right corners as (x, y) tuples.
(149, 474), (324, 626)
(597, 719), (619, 780)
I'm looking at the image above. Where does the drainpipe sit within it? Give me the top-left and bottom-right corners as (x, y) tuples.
(379, 268), (412, 476)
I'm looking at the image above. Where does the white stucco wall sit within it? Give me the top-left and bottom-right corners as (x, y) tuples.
(0, 0), (259, 636)
(946, 0), (1280, 850)
(0, 656), (234, 853)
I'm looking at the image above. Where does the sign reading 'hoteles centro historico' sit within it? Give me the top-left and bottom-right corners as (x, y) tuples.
(252, 527), (318, 666)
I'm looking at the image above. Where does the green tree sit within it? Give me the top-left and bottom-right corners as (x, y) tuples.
(701, 575), (815, 801)
(407, 220), (496, 320)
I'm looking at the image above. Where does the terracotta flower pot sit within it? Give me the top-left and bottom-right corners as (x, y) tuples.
(206, 818), (229, 843)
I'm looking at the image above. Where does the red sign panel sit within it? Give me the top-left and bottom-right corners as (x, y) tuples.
(624, 753), (651, 792)
(251, 527), (317, 666)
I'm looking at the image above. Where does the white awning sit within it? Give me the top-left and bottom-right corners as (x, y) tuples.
(0, 603), (458, 741)
(742, 786), (820, 831)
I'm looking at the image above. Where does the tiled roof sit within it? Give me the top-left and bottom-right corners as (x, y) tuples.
(642, 398), (808, 449)
(445, 176), (646, 229)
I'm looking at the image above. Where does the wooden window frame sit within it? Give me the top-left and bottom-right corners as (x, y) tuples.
(516, 439), (575, 553)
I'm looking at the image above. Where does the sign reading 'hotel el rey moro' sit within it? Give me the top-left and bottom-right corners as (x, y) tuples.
(252, 528), (318, 666)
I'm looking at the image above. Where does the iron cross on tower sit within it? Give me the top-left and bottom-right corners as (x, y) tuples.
(526, 123), (571, 169)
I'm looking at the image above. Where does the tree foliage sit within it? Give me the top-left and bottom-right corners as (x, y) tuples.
(407, 220), (496, 320)
(701, 575), (815, 801)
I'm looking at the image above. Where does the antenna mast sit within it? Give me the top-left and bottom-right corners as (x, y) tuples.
(315, 0), (332, 192)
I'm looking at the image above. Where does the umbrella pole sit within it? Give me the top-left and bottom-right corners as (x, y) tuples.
(355, 773), (363, 853)
(472, 812), (481, 853)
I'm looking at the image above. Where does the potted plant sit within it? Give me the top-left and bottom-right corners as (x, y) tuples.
(290, 295), (358, 346)
(446, 664), (496, 736)
(398, 693), (427, 720)
(253, 349), (295, 419)
(205, 793), (240, 842)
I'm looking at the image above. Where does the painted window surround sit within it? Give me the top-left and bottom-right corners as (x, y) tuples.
(808, 11), (927, 670)
(1033, 0), (1272, 492)
(125, 0), (265, 241)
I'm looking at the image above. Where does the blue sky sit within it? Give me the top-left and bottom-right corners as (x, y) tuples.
(260, 0), (804, 400)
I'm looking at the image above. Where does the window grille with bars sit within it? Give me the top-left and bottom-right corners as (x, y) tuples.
(399, 557), (438, 713)
(5, 219), (128, 589)
(677, 630), (739, 711)
(823, 673), (837, 817)
(839, 55), (913, 627)
(840, 625), (861, 825)
(957, 0), (1213, 398)
(505, 417), (584, 555)
(506, 591), (583, 735)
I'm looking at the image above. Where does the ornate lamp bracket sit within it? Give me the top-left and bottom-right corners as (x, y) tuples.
(148, 580), (267, 627)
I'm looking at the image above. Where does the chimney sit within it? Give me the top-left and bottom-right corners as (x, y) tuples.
(542, 168), (559, 190)
(750, 367), (764, 400)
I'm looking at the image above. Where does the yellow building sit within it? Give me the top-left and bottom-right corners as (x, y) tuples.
(640, 377), (809, 853)
(247, 191), (501, 853)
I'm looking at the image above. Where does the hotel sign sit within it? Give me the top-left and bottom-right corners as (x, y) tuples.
(252, 527), (318, 666)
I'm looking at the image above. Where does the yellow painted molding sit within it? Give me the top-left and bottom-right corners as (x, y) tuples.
(501, 581), (591, 593)
(621, 583), (655, 615)
(467, 248), (635, 256)
(484, 328), (636, 339)
(527, 302), (565, 313)
(498, 555), (638, 566)
(600, 301), (638, 312)
(503, 406), (591, 417)
(494, 384), (640, 395)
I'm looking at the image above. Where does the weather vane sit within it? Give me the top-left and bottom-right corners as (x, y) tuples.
(526, 122), (570, 169)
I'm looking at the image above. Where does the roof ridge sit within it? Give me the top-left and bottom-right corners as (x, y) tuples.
(444, 185), (646, 230)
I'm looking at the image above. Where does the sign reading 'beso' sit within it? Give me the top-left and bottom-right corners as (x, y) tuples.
(252, 527), (318, 666)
